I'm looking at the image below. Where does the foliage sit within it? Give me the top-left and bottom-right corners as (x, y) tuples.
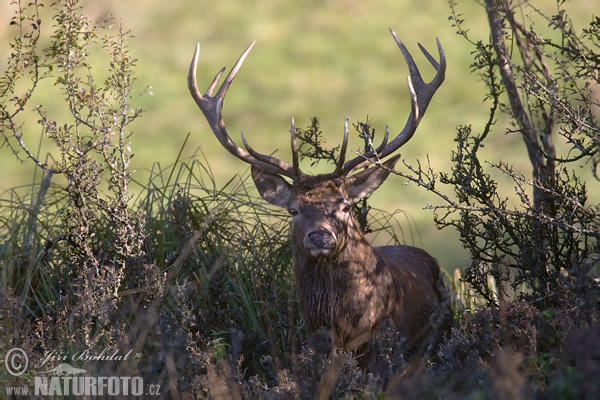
(295, 116), (340, 168)
(389, 0), (599, 395)
(434, 0), (600, 310)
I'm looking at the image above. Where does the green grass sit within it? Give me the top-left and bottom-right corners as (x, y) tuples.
(2, 1), (597, 270)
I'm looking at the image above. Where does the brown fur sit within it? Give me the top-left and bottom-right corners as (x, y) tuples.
(254, 170), (451, 356)
(188, 29), (449, 358)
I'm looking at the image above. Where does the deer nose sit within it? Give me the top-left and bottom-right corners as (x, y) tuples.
(307, 230), (332, 249)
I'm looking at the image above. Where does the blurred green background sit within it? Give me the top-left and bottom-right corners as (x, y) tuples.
(1, 0), (597, 272)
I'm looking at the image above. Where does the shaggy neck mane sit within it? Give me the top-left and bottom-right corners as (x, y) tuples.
(293, 216), (382, 330)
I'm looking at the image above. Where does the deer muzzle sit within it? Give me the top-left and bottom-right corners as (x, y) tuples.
(304, 229), (336, 258)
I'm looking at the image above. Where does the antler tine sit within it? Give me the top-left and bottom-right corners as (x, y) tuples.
(188, 42), (298, 179)
(240, 129), (303, 177)
(333, 119), (349, 176)
(375, 125), (390, 154)
(290, 118), (302, 177)
(390, 30), (446, 116)
(340, 30), (446, 175)
(215, 41), (255, 99)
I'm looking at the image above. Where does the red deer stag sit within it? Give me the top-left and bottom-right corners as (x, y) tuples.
(188, 29), (450, 356)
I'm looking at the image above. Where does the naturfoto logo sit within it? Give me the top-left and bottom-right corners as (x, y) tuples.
(4, 347), (160, 397)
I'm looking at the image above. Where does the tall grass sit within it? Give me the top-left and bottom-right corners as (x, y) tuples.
(0, 140), (416, 396)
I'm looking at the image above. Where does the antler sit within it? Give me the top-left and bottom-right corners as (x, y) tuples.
(188, 43), (302, 180)
(189, 29), (444, 180)
(337, 29), (446, 176)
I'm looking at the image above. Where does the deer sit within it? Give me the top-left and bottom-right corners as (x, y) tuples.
(187, 29), (451, 359)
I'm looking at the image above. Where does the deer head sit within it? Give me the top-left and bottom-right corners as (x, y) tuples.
(253, 153), (401, 260)
(188, 29), (445, 256)
(188, 29), (448, 353)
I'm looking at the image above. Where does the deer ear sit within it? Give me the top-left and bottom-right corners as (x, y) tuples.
(251, 166), (293, 207)
(346, 154), (401, 199)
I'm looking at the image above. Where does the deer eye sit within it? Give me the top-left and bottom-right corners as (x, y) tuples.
(289, 208), (299, 216)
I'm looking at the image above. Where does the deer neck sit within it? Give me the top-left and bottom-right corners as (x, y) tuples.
(293, 221), (383, 331)
(294, 218), (378, 275)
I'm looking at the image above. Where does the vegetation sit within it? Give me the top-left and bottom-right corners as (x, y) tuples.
(1, 0), (598, 398)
